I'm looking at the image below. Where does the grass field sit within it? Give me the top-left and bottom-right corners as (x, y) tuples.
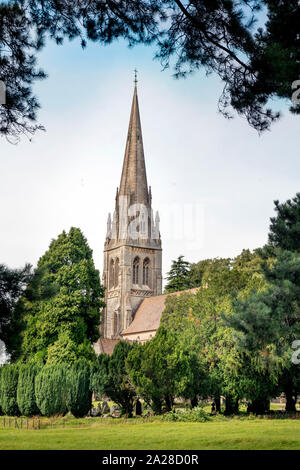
(1, 416), (300, 450)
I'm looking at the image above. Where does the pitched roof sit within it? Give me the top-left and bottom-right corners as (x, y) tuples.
(121, 288), (200, 336)
(94, 337), (119, 356)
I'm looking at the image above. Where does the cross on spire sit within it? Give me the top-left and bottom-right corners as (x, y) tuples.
(134, 68), (138, 86)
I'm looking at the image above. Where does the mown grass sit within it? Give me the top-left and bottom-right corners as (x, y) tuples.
(1, 415), (300, 450)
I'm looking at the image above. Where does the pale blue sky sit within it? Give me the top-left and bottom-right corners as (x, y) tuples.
(0, 36), (299, 281)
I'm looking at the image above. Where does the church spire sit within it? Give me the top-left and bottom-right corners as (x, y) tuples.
(119, 78), (149, 206)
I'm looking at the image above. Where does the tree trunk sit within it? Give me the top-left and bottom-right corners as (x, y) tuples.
(165, 394), (173, 412)
(124, 401), (133, 418)
(285, 390), (297, 412)
(224, 396), (239, 415)
(190, 396), (198, 409)
(247, 397), (270, 415)
(135, 399), (142, 416)
(214, 396), (221, 413)
(152, 399), (162, 414)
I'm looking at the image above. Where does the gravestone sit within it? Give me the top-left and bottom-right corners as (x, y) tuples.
(102, 401), (110, 414)
(110, 405), (121, 417)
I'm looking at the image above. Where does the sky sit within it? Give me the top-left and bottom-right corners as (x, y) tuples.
(1, 36), (300, 284)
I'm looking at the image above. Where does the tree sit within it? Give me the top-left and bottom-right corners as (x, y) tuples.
(268, 193), (300, 252)
(105, 341), (136, 418)
(164, 255), (191, 293)
(90, 353), (110, 401)
(0, 364), (19, 416)
(0, 263), (32, 360)
(66, 360), (92, 418)
(188, 258), (231, 288)
(228, 194), (300, 412)
(162, 249), (269, 414)
(0, 2), (46, 142)
(2, 1), (300, 141)
(127, 327), (198, 413)
(14, 227), (105, 364)
(228, 249), (300, 412)
(17, 364), (40, 416)
(35, 364), (67, 416)
(90, 343), (137, 417)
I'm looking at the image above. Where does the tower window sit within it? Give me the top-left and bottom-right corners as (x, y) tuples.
(109, 259), (115, 289)
(133, 257), (139, 285)
(143, 258), (150, 286)
(141, 212), (146, 235)
(115, 258), (119, 287)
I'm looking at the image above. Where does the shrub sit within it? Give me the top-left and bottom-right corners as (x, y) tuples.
(35, 365), (67, 416)
(0, 364), (19, 416)
(66, 360), (91, 418)
(162, 405), (210, 423)
(17, 364), (40, 416)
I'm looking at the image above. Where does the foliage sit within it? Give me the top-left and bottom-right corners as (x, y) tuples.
(3, 1), (300, 141)
(0, 263), (32, 360)
(0, 2), (46, 142)
(268, 193), (300, 252)
(17, 363), (40, 416)
(13, 227), (104, 364)
(164, 255), (191, 293)
(35, 365), (67, 416)
(127, 327), (200, 413)
(91, 344), (136, 417)
(228, 194), (300, 412)
(105, 341), (136, 418)
(228, 249), (300, 411)
(66, 360), (92, 418)
(0, 364), (19, 416)
(162, 405), (210, 423)
(90, 353), (110, 400)
(162, 248), (269, 414)
(188, 258), (231, 289)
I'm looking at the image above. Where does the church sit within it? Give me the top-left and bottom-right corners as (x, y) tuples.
(94, 80), (197, 355)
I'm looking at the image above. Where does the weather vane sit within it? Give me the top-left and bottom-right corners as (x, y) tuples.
(134, 68), (138, 86)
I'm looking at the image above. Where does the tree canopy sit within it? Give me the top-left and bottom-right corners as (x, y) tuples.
(226, 193), (300, 411)
(10, 227), (104, 364)
(164, 255), (191, 293)
(0, 263), (32, 360)
(1, 1), (300, 141)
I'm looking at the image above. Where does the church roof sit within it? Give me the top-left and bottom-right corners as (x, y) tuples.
(121, 288), (200, 337)
(119, 83), (149, 206)
(94, 337), (120, 356)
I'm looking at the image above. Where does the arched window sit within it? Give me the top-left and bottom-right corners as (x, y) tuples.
(143, 258), (150, 286)
(114, 258), (119, 287)
(109, 259), (115, 289)
(133, 257), (139, 285)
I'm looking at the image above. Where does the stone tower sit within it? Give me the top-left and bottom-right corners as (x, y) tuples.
(101, 82), (162, 339)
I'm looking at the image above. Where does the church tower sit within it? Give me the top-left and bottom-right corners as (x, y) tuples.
(101, 81), (162, 339)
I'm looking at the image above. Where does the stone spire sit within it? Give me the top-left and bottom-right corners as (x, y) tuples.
(118, 82), (149, 207)
(98, 79), (163, 342)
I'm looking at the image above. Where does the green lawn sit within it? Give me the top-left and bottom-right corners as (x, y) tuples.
(1, 417), (300, 450)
